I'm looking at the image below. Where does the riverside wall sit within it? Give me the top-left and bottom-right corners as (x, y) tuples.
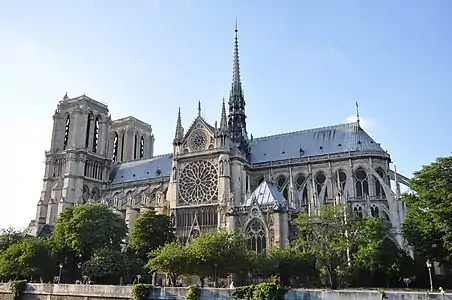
(0, 283), (451, 300)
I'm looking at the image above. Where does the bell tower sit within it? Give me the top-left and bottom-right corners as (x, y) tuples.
(29, 94), (111, 236)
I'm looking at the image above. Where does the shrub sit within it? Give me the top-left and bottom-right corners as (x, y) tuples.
(10, 280), (28, 300)
(131, 283), (152, 300)
(185, 285), (200, 300)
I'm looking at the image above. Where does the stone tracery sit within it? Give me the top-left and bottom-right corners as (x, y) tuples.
(179, 160), (218, 205)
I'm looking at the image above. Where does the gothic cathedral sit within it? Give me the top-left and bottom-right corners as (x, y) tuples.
(25, 26), (411, 251)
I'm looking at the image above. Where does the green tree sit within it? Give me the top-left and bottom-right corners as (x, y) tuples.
(50, 203), (127, 260)
(402, 156), (452, 264)
(129, 210), (175, 262)
(147, 242), (189, 287)
(0, 236), (55, 281)
(187, 231), (249, 287)
(294, 204), (356, 288)
(82, 248), (130, 284)
(0, 227), (24, 252)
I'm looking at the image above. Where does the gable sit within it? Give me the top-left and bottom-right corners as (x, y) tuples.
(243, 180), (288, 207)
(181, 116), (216, 153)
(249, 122), (386, 164)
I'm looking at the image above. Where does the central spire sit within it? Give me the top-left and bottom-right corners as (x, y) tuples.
(227, 20), (250, 156)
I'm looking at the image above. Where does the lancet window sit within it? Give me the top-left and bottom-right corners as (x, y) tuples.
(120, 132), (125, 161)
(315, 172), (328, 202)
(134, 134), (138, 160)
(85, 113), (93, 148)
(295, 174), (308, 205)
(112, 132), (119, 162)
(375, 168), (386, 198)
(337, 170), (347, 194)
(247, 219), (266, 253)
(353, 204), (363, 219)
(92, 116), (100, 153)
(63, 115), (71, 150)
(140, 136), (145, 159)
(370, 204), (379, 217)
(355, 168), (369, 198)
(276, 176), (289, 200)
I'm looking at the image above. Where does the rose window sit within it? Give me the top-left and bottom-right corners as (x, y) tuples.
(179, 160), (218, 204)
(189, 130), (208, 151)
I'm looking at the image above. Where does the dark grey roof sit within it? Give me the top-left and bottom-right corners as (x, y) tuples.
(249, 122), (386, 164)
(110, 154), (172, 185)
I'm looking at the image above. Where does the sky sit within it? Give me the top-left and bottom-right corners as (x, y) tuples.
(0, 0), (451, 230)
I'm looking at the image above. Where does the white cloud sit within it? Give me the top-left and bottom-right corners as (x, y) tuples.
(345, 115), (375, 131)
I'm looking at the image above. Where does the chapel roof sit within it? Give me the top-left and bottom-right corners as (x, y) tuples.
(242, 180), (288, 207)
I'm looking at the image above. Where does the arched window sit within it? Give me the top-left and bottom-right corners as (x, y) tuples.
(276, 176), (289, 200)
(315, 172), (328, 202)
(295, 174), (308, 205)
(120, 132), (125, 161)
(353, 205), (363, 219)
(82, 185), (90, 203)
(63, 115), (71, 150)
(140, 136), (145, 159)
(247, 219), (266, 253)
(370, 204), (379, 217)
(337, 170), (347, 193)
(85, 113), (93, 148)
(112, 132), (119, 162)
(92, 116), (100, 153)
(91, 187), (101, 201)
(355, 168), (369, 198)
(375, 168), (386, 198)
(133, 134), (138, 160)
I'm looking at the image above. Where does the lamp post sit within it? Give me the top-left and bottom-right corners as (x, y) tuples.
(58, 263), (63, 284)
(213, 264), (218, 288)
(426, 260), (433, 292)
(136, 275), (141, 284)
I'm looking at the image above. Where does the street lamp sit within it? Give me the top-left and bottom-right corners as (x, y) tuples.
(136, 275), (141, 284)
(213, 264), (218, 288)
(58, 263), (63, 284)
(426, 260), (433, 292)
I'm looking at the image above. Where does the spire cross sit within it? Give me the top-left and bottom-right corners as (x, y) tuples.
(356, 101), (360, 127)
(198, 101), (201, 117)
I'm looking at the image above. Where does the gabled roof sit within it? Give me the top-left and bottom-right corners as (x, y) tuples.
(183, 116), (216, 141)
(249, 122), (386, 164)
(243, 180), (288, 207)
(109, 154), (172, 185)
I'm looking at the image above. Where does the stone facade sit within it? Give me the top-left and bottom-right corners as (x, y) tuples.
(25, 27), (411, 250)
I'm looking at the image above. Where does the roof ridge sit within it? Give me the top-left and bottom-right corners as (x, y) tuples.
(252, 122), (358, 142)
(118, 153), (172, 167)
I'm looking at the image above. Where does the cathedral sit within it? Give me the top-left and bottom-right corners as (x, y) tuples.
(25, 26), (411, 250)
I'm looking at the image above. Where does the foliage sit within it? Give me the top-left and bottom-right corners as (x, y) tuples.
(131, 283), (152, 300)
(10, 280), (27, 300)
(0, 228), (24, 252)
(232, 283), (287, 300)
(147, 242), (189, 287)
(187, 230), (250, 286)
(82, 248), (130, 284)
(129, 210), (175, 262)
(50, 203), (127, 260)
(0, 236), (55, 281)
(294, 204), (357, 288)
(402, 156), (452, 263)
(185, 285), (200, 300)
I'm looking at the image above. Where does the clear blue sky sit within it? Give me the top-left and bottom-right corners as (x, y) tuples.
(0, 0), (451, 229)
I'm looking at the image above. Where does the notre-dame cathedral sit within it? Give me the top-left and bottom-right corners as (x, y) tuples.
(25, 26), (411, 251)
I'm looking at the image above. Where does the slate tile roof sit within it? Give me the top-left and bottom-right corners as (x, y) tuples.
(109, 122), (386, 185)
(249, 122), (385, 164)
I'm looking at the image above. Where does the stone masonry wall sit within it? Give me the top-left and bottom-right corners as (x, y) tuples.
(0, 283), (451, 300)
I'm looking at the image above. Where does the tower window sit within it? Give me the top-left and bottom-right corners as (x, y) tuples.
(113, 132), (119, 163)
(134, 134), (138, 160)
(140, 136), (145, 159)
(120, 132), (125, 161)
(92, 116), (100, 153)
(85, 113), (93, 148)
(63, 115), (71, 150)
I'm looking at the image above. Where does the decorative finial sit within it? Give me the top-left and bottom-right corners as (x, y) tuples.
(173, 107), (183, 146)
(356, 101), (360, 127)
(198, 101), (201, 117)
(63, 92), (68, 100)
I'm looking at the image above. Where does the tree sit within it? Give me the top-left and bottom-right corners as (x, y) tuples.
(147, 242), (189, 287)
(0, 236), (55, 281)
(294, 205), (356, 288)
(0, 227), (24, 252)
(402, 156), (452, 264)
(129, 210), (175, 262)
(50, 203), (127, 260)
(82, 248), (130, 284)
(187, 231), (249, 287)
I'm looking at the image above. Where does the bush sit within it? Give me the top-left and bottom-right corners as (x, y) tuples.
(185, 285), (200, 300)
(232, 282), (288, 300)
(131, 283), (152, 300)
(10, 280), (28, 300)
